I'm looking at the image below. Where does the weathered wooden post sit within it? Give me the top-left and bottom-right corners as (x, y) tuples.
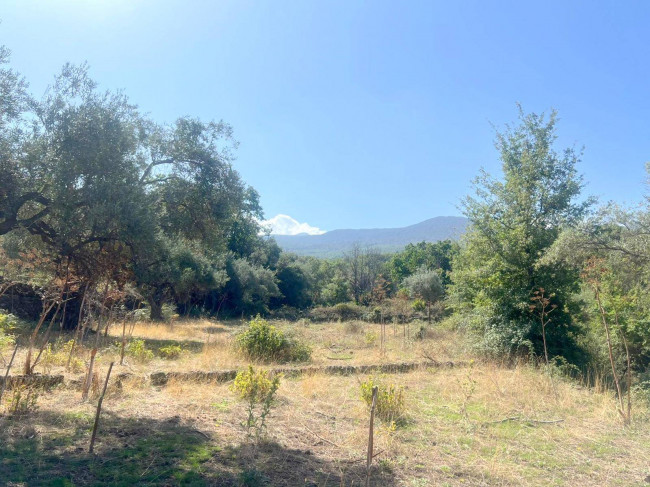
(366, 385), (378, 487)
(89, 361), (114, 453)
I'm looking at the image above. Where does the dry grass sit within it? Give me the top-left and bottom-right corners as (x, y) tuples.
(2, 320), (649, 485)
(17, 318), (468, 379)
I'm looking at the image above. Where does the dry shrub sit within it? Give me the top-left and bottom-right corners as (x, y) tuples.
(344, 320), (365, 334)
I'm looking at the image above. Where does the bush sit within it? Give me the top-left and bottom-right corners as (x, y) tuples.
(237, 316), (311, 363)
(132, 307), (151, 322)
(159, 344), (183, 359)
(412, 299), (426, 312)
(0, 311), (17, 353)
(125, 338), (154, 363)
(364, 331), (378, 346)
(231, 365), (281, 439)
(41, 339), (84, 373)
(360, 377), (406, 425)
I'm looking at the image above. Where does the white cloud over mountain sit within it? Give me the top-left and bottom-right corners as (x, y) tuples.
(262, 214), (326, 236)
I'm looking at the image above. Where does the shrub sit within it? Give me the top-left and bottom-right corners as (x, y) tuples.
(364, 331), (378, 346)
(231, 365), (281, 439)
(237, 316), (311, 363)
(159, 344), (183, 359)
(0, 311), (17, 353)
(125, 338), (154, 363)
(412, 299), (426, 312)
(41, 339), (84, 373)
(132, 308), (151, 322)
(360, 377), (406, 425)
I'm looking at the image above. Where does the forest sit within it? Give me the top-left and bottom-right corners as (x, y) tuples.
(1, 48), (650, 486)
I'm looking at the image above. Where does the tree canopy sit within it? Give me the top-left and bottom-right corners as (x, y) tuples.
(451, 108), (591, 363)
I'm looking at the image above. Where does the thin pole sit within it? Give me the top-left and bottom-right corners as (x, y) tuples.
(366, 385), (378, 487)
(89, 361), (114, 454)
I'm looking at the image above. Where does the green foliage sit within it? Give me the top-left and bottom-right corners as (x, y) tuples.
(237, 316), (311, 363)
(547, 202), (650, 373)
(41, 339), (84, 373)
(0, 49), (268, 320)
(125, 339), (154, 363)
(403, 268), (444, 304)
(231, 365), (281, 439)
(451, 108), (590, 364)
(159, 344), (183, 360)
(364, 330), (378, 345)
(237, 468), (267, 487)
(360, 377), (406, 424)
(320, 274), (350, 305)
(271, 253), (313, 309)
(412, 299), (426, 312)
(0, 310), (17, 353)
(387, 240), (459, 287)
(224, 259), (281, 316)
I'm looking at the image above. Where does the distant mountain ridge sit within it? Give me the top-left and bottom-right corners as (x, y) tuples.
(272, 216), (469, 257)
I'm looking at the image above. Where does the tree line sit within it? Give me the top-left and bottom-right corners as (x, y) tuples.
(0, 49), (452, 324)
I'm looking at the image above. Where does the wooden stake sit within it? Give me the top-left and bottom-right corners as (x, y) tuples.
(119, 318), (127, 366)
(89, 361), (114, 454)
(366, 385), (378, 487)
(82, 349), (97, 401)
(0, 343), (19, 405)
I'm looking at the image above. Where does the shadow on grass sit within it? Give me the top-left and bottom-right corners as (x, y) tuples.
(0, 409), (395, 486)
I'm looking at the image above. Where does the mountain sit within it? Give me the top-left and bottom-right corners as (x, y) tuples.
(272, 216), (469, 257)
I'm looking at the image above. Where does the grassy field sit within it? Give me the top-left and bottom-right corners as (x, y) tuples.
(1, 318), (649, 486)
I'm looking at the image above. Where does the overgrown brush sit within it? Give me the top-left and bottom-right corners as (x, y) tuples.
(237, 316), (310, 363)
(41, 339), (84, 373)
(360, 377), (406, 425)
(231, 365), (281, 439)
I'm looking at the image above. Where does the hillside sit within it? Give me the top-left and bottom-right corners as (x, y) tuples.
(272, 216), (469, 257)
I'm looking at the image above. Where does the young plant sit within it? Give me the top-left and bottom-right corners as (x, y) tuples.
(231, 366), (281, 440)
(125, 338), (154, 363)
(360, 377), (406, 425)
(159, 344), (183, 359)
(529, 287), (557, 366)
(583, 258), (632, 425)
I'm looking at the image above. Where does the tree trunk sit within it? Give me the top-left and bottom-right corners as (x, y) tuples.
(148, 292), (164, 321)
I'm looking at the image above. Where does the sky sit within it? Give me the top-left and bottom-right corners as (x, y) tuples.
(1, 1), (649, 234)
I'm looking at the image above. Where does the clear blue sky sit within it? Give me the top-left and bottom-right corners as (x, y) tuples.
(2, 1), (649, 232)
